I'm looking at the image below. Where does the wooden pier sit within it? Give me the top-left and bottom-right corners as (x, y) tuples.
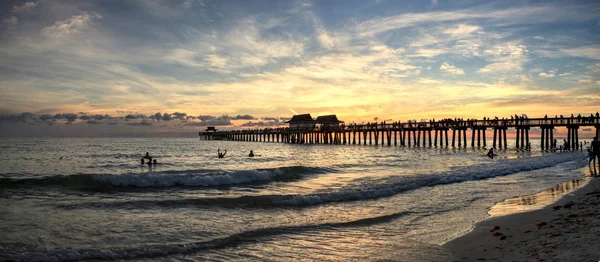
(200, 114), (600, 150)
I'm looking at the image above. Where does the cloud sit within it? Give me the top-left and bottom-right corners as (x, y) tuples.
(355, 4), (595, 37)
(53, 113), (78, 123)
(478, 42), (528, 74)
(125, 120), (152, 126)
(86, 120), (102, 124)
(197, 115), (215, 121)
(232, 114), (256, 120)
(185, 116), (232, 126)
(559, 45), (600, 60)
(42, 12), (102, 38)
(241, 121), (285, 127)
(164, 16), (306, 74)
(12, 2), (37, 13)
(262, 117), (279, 121)
(172, 112), (187, 120)
(1, 16), (18, 25)
(538, 69), (557, 78)
(440, 62), (465, 75)
(125, 114), (146, 120)
(0, 112), (35, 123)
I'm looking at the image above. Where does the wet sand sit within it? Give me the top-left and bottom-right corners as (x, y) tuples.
(444, 177), (600, 261)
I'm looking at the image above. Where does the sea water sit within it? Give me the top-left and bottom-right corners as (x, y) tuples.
(0, 138), (591, 261)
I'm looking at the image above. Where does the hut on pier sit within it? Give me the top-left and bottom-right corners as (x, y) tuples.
(286, 114), (316, 130)
(316, 115), (344, 131)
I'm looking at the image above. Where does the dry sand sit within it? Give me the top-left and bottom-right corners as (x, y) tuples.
(443, 177), (600, 262)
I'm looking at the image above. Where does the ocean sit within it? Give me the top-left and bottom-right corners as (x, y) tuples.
(0, 138), (592, 261)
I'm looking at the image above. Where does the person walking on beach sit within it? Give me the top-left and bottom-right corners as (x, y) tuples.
(591, 137), (600, 176)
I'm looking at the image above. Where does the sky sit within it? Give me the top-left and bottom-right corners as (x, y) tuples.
(0, 0), (599, 137)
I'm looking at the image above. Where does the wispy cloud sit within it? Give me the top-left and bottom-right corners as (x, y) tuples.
(440, 62), (465, 75)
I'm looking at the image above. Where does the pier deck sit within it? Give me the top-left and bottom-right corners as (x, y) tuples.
(200, 115), (600, 150)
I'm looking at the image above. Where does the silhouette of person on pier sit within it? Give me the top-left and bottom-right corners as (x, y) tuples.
(218, 148), (227, 158)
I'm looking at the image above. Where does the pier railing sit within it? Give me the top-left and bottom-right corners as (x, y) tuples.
(200, 115), (600, 150)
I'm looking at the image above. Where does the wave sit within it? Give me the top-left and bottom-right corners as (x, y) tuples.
(0, 211), (410, 262)
(0, 166), (331, 189)
(59, 152), (586, 209)
(277, 152), (585, 206)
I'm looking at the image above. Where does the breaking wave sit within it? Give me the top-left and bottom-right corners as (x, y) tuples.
(0, 166), (331, 189)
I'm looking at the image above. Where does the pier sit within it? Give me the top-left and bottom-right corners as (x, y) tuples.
(200, 114), (600, 150)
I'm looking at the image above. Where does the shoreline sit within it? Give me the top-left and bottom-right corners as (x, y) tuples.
(443, 174), (600, 261)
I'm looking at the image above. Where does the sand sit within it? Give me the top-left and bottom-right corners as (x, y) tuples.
(443, 177), (600, 262)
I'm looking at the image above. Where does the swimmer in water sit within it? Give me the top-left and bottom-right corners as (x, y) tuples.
(218, 148), (227, 158)
(248, 150), (254, 157)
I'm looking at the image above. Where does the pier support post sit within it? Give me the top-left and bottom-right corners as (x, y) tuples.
(482, 128), (486, 148)
(541, 128), (546, 150)
(445, 130), (449, 147)
(434, 130), (438, 147)
(452, 129), (456, 147)
(477, 129), (481, 148)
(549, 127), (554, 149)
(575, 127), (579, 150)
(515, 128), (520, 149)
(413, 130), (417, 146)
(401, 130), (406, 146)
(471, 128), (475, 148)
(503, 129), (507, 149)
(521, 129), (525, 149)
(428, 130), (432, 147)
(525, 128), (529, 149)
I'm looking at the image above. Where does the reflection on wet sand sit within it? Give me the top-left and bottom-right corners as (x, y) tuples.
(488, 178), (590, 217)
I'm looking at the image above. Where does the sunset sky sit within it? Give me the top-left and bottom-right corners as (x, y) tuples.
(0, 0), (599, 137)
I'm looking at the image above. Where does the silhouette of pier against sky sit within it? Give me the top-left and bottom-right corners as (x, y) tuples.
(200, 113), (600, 150)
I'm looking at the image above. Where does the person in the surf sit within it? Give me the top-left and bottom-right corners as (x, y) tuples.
(153, 159), (157, 165)
(141, 158), (145, 165)
(218, 148), (227, 158)
(487, 148), (496, 159)
(142, 152), (152, 162)
(248, 150), (254, 157)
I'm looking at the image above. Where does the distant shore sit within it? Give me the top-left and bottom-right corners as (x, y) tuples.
(443, 175), (600, 261)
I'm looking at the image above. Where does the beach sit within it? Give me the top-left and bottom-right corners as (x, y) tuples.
(444, 176), (600, 261)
